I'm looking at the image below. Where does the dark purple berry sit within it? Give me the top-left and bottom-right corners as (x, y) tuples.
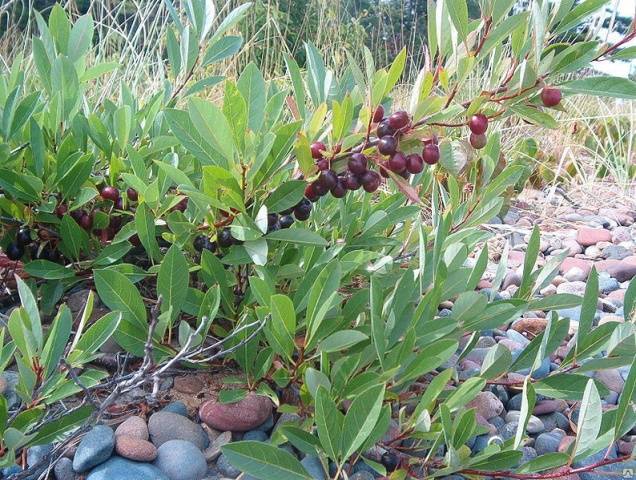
(373, 105), (384, 123)
(360, 171), (381, 193)
(378, 136), (398, 156)
(388, 152), (407, 173)
(127, 188), (138, 201)
(377, 121), (395, 138)
(407, 153), (425, 173)
(194, 235), (207, 252)
(387, 110), (410, 130)
(17, 229), (31, 246)
(279, 215), (294, 229)
(310, 141), (326, 159)
(5, 242), (24, 261)
(469, 113), (488, 135)
(347, 153), (368, 175)
(330, 180), (347, 198)
(318, 170), (338, 190)
(218, 228), (234, 247)
(343, 173), (361, 190)
(294, 202), (312, 221)
(305, 183), (320, 202)
(541, 87), (562, 107)
(422, 144), (440, 165)
(470, 133), (488, 149)
(101, 186), (120, 202)
(316, 159), (329, 171)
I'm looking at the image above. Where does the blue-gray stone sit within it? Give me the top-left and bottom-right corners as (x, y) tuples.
(2, 464), (22, 477)
(73, 425), (115, 473)
(148, 411), (209, 450)
(602, 245), (630, 260)
(350, 472), (376, 480)
(507, 394), (523, 411)
(472, 434), (495, 454)
(1, 371), (20, 409)
(489, 416), (506, 431)
(154, 439), (207, 480)
(438, 308), (452, 317)
(599, 276), (620, 294)
(520, 446), (537, 464)
(87, 456), (168, 480)
(351, 460), (380, 477)
(54, 457), (75, 480)
(506, 330), (530, 346)
(216, 453), (241, 478)
(163, 401), (188, 417)
(571, 446), (634, 480)
(539, 412), (569, 431)
(557, 306), (582, 322)
(242, 430), (268, 442)
(254, 414), (274, 432)
(27, 444), (54, 468)
(498, 422), (518, 441)
(535, 431), (564, 455)
(301, 456), (326, 480)
(489, 385), (509, 405)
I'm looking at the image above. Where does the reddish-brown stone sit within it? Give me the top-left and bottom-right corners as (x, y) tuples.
(576, 227), (611, 247)
(115, 435), (157, 461)
(199, 393), (273, 432)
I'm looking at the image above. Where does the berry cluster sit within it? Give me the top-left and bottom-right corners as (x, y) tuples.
(4, 228), (31, 261)
(305, 108), (439, 201)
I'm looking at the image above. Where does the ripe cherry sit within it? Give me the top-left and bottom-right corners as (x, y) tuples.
(305, 183), (320, 202)
(330, 180), (347, 198)
(381, 452), (399, 472)
(373, 105), (385, 123)
(379, 162), (391, 178)
(422, 144), (440, 165)
(387, 110), (410, 130)
(343, 173), (361, 190)
(127, 188), (138, 201)
(5, 242), (24, 261)
(79, 213), (93, 230)
(310, 141), (326, 159)
(218, 228), (234, 248)
(193, 235), (207, 252)
(388, 152), (407, 173)
(318, 170), (338, 190)
(360, 170), (381, 193)
(348, 153), (368, 175)
(294, 200), (312, 220)
(377, 121), (395, 138)
(312, 181), (328, 197)
(55, 203), (68, 217)
(17, 228), (31, 246)
(406, 153), (425, 173)
(316, 159), (330, 171)
(174, 197), (188, 212)
(378, 136), (398, 156)
(70, 209), (84, 222)
(279, 215), (294, 229)
(470, 133), (488, 149)
(101, 186), (120, 202)
(469, 113), (489, 135)
(541, 86), (562, 107)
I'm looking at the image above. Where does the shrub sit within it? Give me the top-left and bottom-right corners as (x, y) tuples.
(0, 0), (635, 479)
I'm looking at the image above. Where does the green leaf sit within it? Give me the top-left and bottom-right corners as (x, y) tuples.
(157, 245), (189, 323)
(218, 389), (248, 404)
(278, 425), (321, 456)
(135, 203), (161, 263)
(265, 181), (307, 213)
(24, 260), (75, 280)
(560, 76), (636, 100)
(514, 378), (536, 449)
(555, 0), (610, 34)
(534, 374), (608, 400)
(31, 405), (93, 445)
(266, 228), (327, 247)
(222, 441), (311, 480)
(265, 294), (296, 362)
(67, 14), (94, 62)
(15, 276), (42, 348)
(446, 0), (469, 42)
(202, 35), (243, 66)
(315, 386), (343, 461)
(59, 215), (89, 261)
(69, 312), (121, 365)
(340, 384), (385, 459)
(516, 452), (569, 473)
(94, 269), (146, 330)
(188, 98), (235, 167)
(370, 275), (385, 370)
(237, 63), (266, 132)
(576, 267), (598, 356)
(614, 356), (636, 439)
(40, 305), (72, 378)
(510, 105), (557, 128)
(319, 330), (368, 353)
(573, 379), (602, 458)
